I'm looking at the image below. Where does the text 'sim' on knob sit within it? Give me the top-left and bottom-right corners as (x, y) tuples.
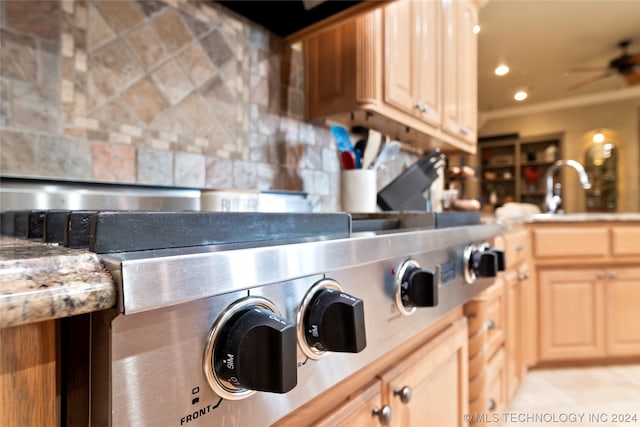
(204, 297), (297, 400)
(214, 307), (297, 394)
(297, 279), (367, 360)
(304, 288), (366, 353)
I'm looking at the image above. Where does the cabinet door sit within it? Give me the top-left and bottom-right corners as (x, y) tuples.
(504, 272), (520, 399)
(485, 347), (507, 417)
(442, 0), (478, 146)
(605, 267), (640, 356)
(382, 317), (468, 427)
(414, 0), (442, 128)
(313, 381), (384, 427)
(304, 18), (358, 120)
(384, 0), (441, 128)
(384, 0), (419, 116)
(1, 321), (58, 427)
(539, 269), (606, 361)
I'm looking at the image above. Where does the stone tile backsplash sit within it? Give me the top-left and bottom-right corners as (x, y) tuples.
(0, 0), (419, 212)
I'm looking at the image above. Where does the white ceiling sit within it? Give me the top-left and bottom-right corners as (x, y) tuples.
(477, 0), (640, 113)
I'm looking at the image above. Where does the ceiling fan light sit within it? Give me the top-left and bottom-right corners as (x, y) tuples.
(495, 65), (510, 76)
(514, 91), (528, 101)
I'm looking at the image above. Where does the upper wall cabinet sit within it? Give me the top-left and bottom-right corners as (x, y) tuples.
(442, 0), (478, 147)
(303, 0), (479, 154)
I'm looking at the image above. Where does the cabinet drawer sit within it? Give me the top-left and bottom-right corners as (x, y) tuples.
(465, 298), (488, 336)
(611, 226), (640, 256)
(469, 367), (486, 402)
(485, 284), (506, 359)
(468, 349), (485, 380)
(533, 227), (608, 257)
(468, 327), (486, 358)
(504, 228), (529, 268)
(485, 347), (506, 416)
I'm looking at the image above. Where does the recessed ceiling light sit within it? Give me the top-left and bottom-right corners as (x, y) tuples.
(473, 25), (480, 34)
(494, 65), (510, 76)
(593, 133), (605, 143)
(514, 91), (528, 101)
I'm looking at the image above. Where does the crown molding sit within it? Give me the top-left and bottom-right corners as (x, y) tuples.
(479, 85), (640, 123)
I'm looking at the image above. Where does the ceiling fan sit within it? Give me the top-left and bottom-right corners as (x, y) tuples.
(568, 39), (640, 91)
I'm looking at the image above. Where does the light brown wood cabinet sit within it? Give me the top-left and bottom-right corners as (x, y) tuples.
(381, 317), (468, 427)
(504, 270), (522, 398)
(464, 277), (509, 426)
(384, 0), (442, 129)
(539, 266), (640, 361)
(539, 268), (606, 361)
(304, 0), (479, 153)
(442, 0), (478, 146)
(1, 321), (58, 427)
(276, 311), (469, 427)
(605, 266), (640, 356)
(533, 222), (640, 362)
(313, 381), (384, 427)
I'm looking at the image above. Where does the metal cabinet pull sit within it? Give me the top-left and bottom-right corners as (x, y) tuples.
(517, 273), (529, 281)
(515, 243), (523, 251)
(608, 272), (617, 279)
(460, 127), (471, 136)
(597, 272), (605, 280)
(372, 405), (392, 425)
(487, 398), (496, 411)
(485, 319), (495, 330)
(393, 385), (412, 404)
(413, 102), (430, 114)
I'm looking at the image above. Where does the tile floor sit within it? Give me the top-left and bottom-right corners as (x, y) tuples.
(501, 364), (640, 427)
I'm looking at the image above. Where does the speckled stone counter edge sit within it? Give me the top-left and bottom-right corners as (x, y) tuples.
(0, 237), (116, 328)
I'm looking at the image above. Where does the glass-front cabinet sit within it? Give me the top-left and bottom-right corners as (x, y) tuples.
(478, 134), (561, 210)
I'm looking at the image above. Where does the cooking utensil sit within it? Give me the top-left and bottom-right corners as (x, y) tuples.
(341, 150), (356, 169)
(330, 125), (354, 153)
(371, 140), (401, 170)
(362, 130), (382, 169)
(354, 139), (367, 169)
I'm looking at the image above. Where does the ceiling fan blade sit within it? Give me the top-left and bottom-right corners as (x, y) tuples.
(567, 67), (609, 73)
(568, 71), (614, 91)
(623, 71), (640, 86)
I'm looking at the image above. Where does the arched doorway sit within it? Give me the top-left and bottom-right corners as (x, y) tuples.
(579, 129), (623, 212)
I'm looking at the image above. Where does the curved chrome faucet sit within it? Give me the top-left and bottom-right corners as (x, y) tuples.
(544, 160), (591, 213)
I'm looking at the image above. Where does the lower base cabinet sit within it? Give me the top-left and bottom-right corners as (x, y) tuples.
(605, 267), (640, 356)
(276, 313), (469, 427)
(0, 321), (58, 427)
(313, 381), (384, 427)
(380, 317), (468, 427)
(539, 266), (640, 361)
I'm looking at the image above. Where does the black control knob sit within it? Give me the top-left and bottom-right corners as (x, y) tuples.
(492, 249), (506, 272)
(401, 267), (437, 307)
(214, 307), (297, 394)
(470, 250), (498, 278)
(304, 289), (366, 353)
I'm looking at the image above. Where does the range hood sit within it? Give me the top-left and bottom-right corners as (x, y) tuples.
(215, 0), (387, 41)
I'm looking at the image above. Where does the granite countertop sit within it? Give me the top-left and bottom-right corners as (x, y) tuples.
(0, 236), (116, 328)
